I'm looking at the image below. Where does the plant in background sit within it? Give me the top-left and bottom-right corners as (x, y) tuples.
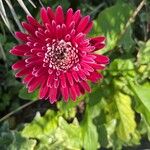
(0, 0), (150, 150)
(10, 6), (109, 103)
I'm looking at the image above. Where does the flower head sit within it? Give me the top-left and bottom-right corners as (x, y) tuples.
(10, 6), (109, 103)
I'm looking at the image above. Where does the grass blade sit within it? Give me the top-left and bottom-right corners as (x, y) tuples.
(16, 0), (31, 15)
(5, 0), (24, 32)
(28, 0), (36, 8)
(0, 0), (15, 38)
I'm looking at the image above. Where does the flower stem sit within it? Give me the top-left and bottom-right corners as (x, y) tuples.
(0, 100), (37, 123)
(116, 0), (146, 46)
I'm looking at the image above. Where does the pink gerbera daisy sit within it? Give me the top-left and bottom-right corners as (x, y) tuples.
(10, 6), (109, 103)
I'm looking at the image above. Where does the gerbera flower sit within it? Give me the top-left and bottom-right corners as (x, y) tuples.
(10, 6), (109, 103)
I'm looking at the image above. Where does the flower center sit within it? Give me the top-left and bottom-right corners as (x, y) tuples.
(43, 39), (79, 71)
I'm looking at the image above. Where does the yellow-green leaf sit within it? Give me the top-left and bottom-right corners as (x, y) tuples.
(115, 92), (136, 141)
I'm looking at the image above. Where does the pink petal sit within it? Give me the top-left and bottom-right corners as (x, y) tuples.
(94, 43), (105, 51)
(31, 48), (45, 53)
(78, 70), (87, 81)
(73, 33), (85, 43)
(66, 8), (73, 27)
(54, 79), (60, 88)
(90, 63), (105, 70)
(28, 76), (43, 92)
(47, 7), (55, 20)
(40, 7), (50, 24)
(78, 84), (85, 95)
(61, 86), (69, 102)
(90, 36), (105, 44)
(60, 73), (67, 88)
(51, 20), (56, 37)
(74, 84), (80, 97)
(80, 81), (91, 92)
(71, 70), (79, 82)
(22, 22), (36, 35)
(79, 39), (89, 47)
(61, 24), (67, 36)
(81, 68), (90, 76)
(56, 25), (63, 39)
(25, 56), (42, 63)
(35, 31), (46, 40)
(66, 72), (74, 86)
(49, 87), (58, 103)
(77, 15), (90, 33)
(12, 60), (26, 70)
(94, 54), (110, 64)
(47, 74), (54, 87)
(33, 67), (47, 77)
(83, 21), (93, 34)
(55, 6), (64, 24)
(69, 85), (77, 101)
(68, 21), (75, 32)
(10, 49), (25, 56)
(22, 74), (33, 84)
(39, 81), (49, 99)
(81, 62), (94, 72)
(78, 45), (95, 52)
(13, 44), (30, 51)
(15, 32), (28, 42)
(82, 56), (95, 64)
(88, 71), (103, 83)
(15, 68), (31, 77)
(27, 15), (41, 28)
(72, 10), (81, 25)
(25, 60), (42, 68)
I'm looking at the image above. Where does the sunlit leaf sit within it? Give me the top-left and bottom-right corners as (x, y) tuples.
(130, 82), (150, 126)
(48, 117), (82, 150)
(94, 2), (134, 53)
(22, 110), (58, 139)
(114, 92), (136, 141)
(137, 40), (150, 65)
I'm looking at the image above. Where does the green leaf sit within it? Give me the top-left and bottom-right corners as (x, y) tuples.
(109, 59), (134, 72)
(114, 92), (136, 141)
(19, 86), (38, 101)
(94, 2), (134, 53)
(57, 96), (84, 120)
(36, 117), (82, 150)
(136, 41), (150, 81)
(94, 108), (117, 148)
(137, 40), (150, 65)
(109, 59), (135, 79)
(81, 106), (98, 150)
(49, 117), (82, 150)
(0, 122), (36, 150)
(22, 110), (58, 139)
(57, 95), (84, 112)
(88, 85), (104, 107)
(130, 82), (150, 126)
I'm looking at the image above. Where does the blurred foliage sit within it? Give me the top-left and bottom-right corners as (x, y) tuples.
(0, 0), (150, 150)
(0, 122), (36, 150)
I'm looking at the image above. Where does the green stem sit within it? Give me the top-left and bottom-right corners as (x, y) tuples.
(116, 0), (146, 46)
(0, 100), (37, 123)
